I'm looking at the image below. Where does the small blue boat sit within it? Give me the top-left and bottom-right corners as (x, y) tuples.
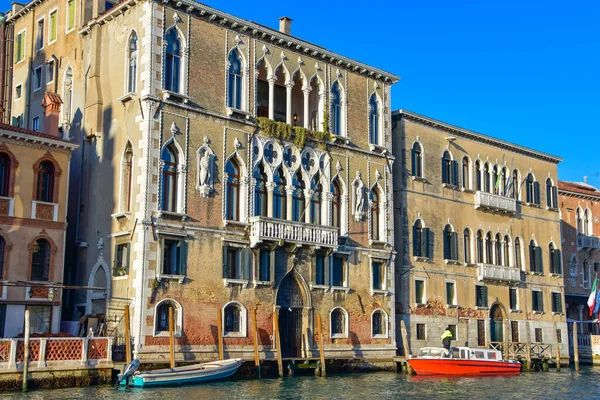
(121, 358), (244, 387)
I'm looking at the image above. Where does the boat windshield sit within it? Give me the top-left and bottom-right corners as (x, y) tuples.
(417, 348), (451, 358)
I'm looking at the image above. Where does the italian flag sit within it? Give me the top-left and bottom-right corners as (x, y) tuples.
(588, 276), (598, 317)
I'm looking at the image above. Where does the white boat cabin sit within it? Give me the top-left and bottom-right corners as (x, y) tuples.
(416, 347), (503, 361)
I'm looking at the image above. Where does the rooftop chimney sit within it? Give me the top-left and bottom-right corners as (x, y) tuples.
(279, 16), (292, 35)
(41, 92), (63, 138)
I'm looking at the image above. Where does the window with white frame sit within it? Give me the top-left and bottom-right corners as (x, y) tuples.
(331, 254), (347, 288)
(371, 309), (388, 338)
(446, 280), (456, 306)
(509, 287), (518, 310)
(464, 228), (473, 264)
(154, 299), (182, 336)
(128, 32), (138, 93)
(546, 178), (558, 209)
(160, 238), (187, 276)
(36, 18), (44, 51)
(33, 66), (43, 91)
(443, 224), (459, 261)
(462, 157), (470, 190)
(223, 302), (246, 337)
(368, 93), (381, 146)
(551, 292), (563, 314)
(113, 243), (130, 277)
(441, 151), (458, 186)
(532, 290), (544, 312)
(48, 9), (57, 43)
(415, 278), (425, 305)
(46, 60), (55, 85)
(66, 0), (76, 32)
(15, 31), (25, 63)
(222, 245), (251, 282)
(314, 251), (328, 286)
(330, 307), (348, 338)
(164, 27), (183, 94)
(15, 84), (22, 100)
(371, 260), (386, 291)
(32, 116), (40, 132)
(256, 248), (273, 283)
(475, 285), (488, 308)
(411, 142), (423, 178)
(525, 173), (540, 205)
(227, 49), (243, 110)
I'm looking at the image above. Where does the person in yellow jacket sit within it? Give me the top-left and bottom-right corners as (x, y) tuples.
(441, 326), (453, 350)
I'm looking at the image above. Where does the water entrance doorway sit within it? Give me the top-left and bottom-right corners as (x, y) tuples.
(490, 304), (504, 342)
(276, 274), (305, 358)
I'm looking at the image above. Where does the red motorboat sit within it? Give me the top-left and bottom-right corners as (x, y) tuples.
(407, 347), (521, 376)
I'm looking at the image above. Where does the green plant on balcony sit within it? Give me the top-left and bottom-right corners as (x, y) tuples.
(256, 117), (331, 149)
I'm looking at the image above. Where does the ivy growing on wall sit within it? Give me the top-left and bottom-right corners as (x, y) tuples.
(256, 117), (331, 149)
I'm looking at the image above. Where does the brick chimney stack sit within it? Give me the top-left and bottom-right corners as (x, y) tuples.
(41, 92), (63, 138)
(279, 16), (292, 35)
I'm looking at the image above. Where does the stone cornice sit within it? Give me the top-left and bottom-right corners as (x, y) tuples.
(558, 189), (600, 202)
(0, 128), (78, 153)
(78, 0), (399, 83)
(394, 109), (563, 164)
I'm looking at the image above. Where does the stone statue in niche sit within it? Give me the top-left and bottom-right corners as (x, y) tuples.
(353, 171), (366, 222)
(197, 137), (215, 198)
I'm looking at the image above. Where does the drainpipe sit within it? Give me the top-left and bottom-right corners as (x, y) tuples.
(25, 8), (36, 129)
(4, 20), (13, 124)
(0, 13), (6, 123)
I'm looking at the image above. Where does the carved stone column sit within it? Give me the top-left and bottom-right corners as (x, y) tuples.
(286, 83), (293, 124)
(325, 192), (333, 226)
(285, 185), (294, 221)
(303, 88), (311, 129)
(304, 189), (314, 224)
(268, 77), (275, 120)
(341, 194), (349, 236)
(319, 90), (326, 132)
(266, 182), (275, 218)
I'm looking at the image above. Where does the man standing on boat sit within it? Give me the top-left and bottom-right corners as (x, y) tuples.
(441, 326), (453, 350)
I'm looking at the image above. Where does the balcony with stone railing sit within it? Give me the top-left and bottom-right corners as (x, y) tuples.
(474, 191), (517, 214)
(31, 200), (59, 222)
(0, 196), (14, 217)
(577, 235), (600, 251)
(477, 263), (521, 283)
(249, 216), (338, 249)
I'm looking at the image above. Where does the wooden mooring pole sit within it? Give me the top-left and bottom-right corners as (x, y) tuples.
(400, 319), (413, 374)
(169, 307), (175, 369)
(553, 322), (560, 372)
(317, 313), (326, 377)
(124, 305), (131, 364)
(273, 311), (283, 377)
(525, 321), (532, 372)
(22, 309), (30, 392)
(251, 309), (260, 378)
(573, 321), (579, 372)
(217, 308), (224, 360)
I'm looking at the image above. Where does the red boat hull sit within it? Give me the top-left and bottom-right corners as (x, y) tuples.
(408, 358), (521, 376)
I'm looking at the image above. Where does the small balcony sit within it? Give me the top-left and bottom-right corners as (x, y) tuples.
(474, 191), (517, 214)
(249, 216), (338, 249)
(31, 200), (59, 222)
(477, 263), (521, 283)
(577, 235), (600, 251)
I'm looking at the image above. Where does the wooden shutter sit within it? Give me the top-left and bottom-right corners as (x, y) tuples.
(452, 160), (459, 186)
(538, 291), (544, 312)
(534, 181), (541, 205)
(242, 247), (251, 280)
(526, 181), (531, 203)
(222, 245), (228, 278)
(179, 241), (188, 276)
(554, 249), (562, 274)
(451, 232), (459, 261)
(422, 228), (430, 258)
(552, 186), (558, 208)
(482, 286), (488, 307)
(413, 225), (419, 256)
(324, 255), (330, 286)
(411, 148), (416, 176)
(535, 246), (543, 273)
(441, 157), (447, 184)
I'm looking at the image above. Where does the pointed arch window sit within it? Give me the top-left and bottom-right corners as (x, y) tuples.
(36, 161), (55, 202)
(369, 94), (380, 145)
(332, 179), (341, 232)
(511, 169), (520, 199)
(530, 240), (543, 273)
(224, 303), (242, 334)
(292, 171), (305, 222)
(475, 161), (482, 191)
(411, 142), (423, 178)
(161, 144), (178, 212)
(526, 173), (540, 205)
(370, 189), (380, 241)
(164, 28), (182, 93)
(514, 238), (522, 269)
(576, 208), (583, 234)
(227, 50), (243, 110)
(310, 175), (322, 225)
(483, 163), (491, 193)
(225, 159), (240, 221)
(0, 153), (11, 197)
(501, 167), (508, 196)
(584, 209), (591, 236)
(464, 228), (472, 264)
(476, 230), (484, 263)
(462, 157), (470, 190)
(330, 307), (347, 338)
(549, 243), (562, 274)
(503, 235), (510, 267)
(492, 166), (499, 194)
(254, 163), (267, 217)
(495, 233), (502, 265)
(443, 224), (458, 261)
(546, 178), (558, 208)
(120, 143), (133, 212)
(485, 232), (493, 264)
(273, 169), (286, 219)
(331, 82), (342, 136)
(372, 310), (387, 337)
(155, 300), (182, 335)
(128, 32), (138, 93)
(442, 151), (456, 185)
(31, 238), (51, 281)
(413, 220), (429, 258)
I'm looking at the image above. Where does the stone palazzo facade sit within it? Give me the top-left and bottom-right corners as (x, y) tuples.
(392, 110), (569, 359)
(5, 0), (399, 363)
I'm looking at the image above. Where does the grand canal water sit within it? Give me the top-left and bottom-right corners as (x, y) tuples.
(3, 368), (600, 399)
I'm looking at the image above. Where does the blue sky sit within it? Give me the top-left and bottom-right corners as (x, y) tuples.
(3, 0), (598, 185)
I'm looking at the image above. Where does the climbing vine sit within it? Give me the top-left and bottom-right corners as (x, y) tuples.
(256, 117), (331, 149)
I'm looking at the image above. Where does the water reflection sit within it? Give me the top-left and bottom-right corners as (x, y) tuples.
(3, 368), (600, 399)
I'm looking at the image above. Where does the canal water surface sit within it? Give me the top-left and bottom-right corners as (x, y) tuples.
(3, 368), (600, 399)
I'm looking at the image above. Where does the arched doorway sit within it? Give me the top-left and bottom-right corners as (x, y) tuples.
(276, 274), (305, 358)
(490, 304), (504, 343)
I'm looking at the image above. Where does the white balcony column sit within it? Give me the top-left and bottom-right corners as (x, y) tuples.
(303, 88), (311, 129)
(286, 83), (294, 124)
(319, 90), (327, 131)
(266, 182), (275, 218)
(304, 189), (314, 224)
(268, 77), (276, 120)
(324, 192), (333, 226)
(285, 185), (294, 221)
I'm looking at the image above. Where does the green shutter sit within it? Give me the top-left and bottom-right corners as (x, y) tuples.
(422, 228), (430, 258)
(526, 180), (531, 203)
(242, 247), (251, 280)
(411, 149), (416, 176)
(534, 181), (541, 205)
(222, 245), (228, 278)
(451, 232), (459, 261)
(452, 160), (459, 186)
(324, 255), (330, 286)
(413, 225), (419, 256)
(552, 186), (558, 208)
(125, 243), (131, 275)
(535, 246), (543, 273)
(180, 241), (188, 276)
(554, 249), (562, 275)
(441, 157), (447, 183)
